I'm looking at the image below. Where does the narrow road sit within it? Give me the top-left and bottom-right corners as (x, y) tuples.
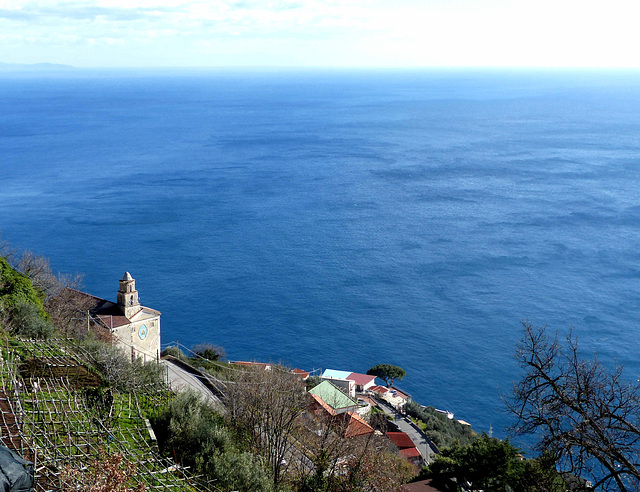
(161, 359), (222, 408)
(377, 399), (437, 463)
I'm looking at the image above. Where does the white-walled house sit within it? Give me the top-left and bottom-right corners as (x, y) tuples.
(321, 369), (377, 395)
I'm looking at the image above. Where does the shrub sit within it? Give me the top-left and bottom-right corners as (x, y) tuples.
(82, 339), (165, 391)
(150, 391), (273, 491)
(192, 343), (226, 362)
(9, 300), (54, 339)
(305, 375), (321, 391)
(160, 345), (187, 361)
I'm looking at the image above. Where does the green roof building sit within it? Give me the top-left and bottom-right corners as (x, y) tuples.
(308, 380), (358, 414)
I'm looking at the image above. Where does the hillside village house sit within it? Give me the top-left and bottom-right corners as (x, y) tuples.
(309, 380), (359, 414)
(74, 272), (161, 361)
(321, 369), (377, 396)
(369, 385), (411, 410)
(307, 380), (374, 438)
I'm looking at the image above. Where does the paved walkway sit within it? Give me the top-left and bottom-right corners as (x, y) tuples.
(376, 399), (437, 463)
(161, 359), (222, 408)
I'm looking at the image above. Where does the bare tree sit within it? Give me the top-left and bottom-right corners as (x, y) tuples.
(294, 408), (368, 489)
(224, 365), (307, 486)
(507, 321), (640, 491)
(15, 251), (82, 300)
(346, 446), (415, 492)
(0, 233), (16, 262)
(10, 249), (91, 337)
(60, 448), (145, 491)
(45, 287), (96, 338)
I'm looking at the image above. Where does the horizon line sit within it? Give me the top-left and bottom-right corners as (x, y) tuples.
(3, 62), (640, 72)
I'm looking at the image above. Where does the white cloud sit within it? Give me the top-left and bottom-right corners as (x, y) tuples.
(0, 0), (639, 66)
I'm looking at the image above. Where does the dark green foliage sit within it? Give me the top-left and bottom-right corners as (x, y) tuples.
(424, 434), (566, 492)
(369, 411), (392, 433)
(83, 386), (114, 419)
(0, 257), (52, 337)
(202, 449), (274, 492)
(305, 375), (321, 391)
(514, 452), (570, 492)
(150, 391), (273, 491)
(0, 257), (47, 313)
(160, 345), (188, 361)
(192, 343), (225, 362)
(366, 363), (406, 387)
(406, 401), (475, 450)
(9, 300), (54, 338)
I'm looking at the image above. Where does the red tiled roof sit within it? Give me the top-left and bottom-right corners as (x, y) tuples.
(342, 412), (374, 438)
(399, 447), (421, 458)
(308, 397), (374, 438)
(292, 368), (310, 380)
(357, 396), (378, 407)
(369, 385), (389, 394)
(67, 288), (160, 329)
(94, 313), (131, 329)
(388, 387), (409, 399)
(308, 394), (337, 417)
(347, 372), (376, 386)
(386, 432), (415, 449)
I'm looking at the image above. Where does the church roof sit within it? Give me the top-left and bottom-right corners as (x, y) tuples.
(122, 272), (133, 281)
(64, 288), (159, 329)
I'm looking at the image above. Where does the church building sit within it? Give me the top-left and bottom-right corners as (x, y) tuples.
(78, 272), (161, 361)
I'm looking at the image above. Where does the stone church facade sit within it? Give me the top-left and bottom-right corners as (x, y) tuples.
(79, 272), (161, 361)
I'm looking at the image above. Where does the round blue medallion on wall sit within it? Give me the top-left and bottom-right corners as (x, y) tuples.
(138, 324), (148, 340)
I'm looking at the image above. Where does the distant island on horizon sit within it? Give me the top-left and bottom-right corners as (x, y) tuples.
(0, 62), (75, 71)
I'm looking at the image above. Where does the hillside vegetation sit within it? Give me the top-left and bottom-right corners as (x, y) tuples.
(0, 256), (53, 338)
(2, 245), (572, 492)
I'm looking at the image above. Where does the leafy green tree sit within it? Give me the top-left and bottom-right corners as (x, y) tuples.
(366, 363), (406, 387)
(305, 375), (322, 391)
(0, 256), (47, 312)
(514, 452), (569, 492)
(425, 433), (565, 492)
(0, 256), (52, 337)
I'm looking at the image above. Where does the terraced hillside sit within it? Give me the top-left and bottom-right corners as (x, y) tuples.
(0, 337), (215, 491)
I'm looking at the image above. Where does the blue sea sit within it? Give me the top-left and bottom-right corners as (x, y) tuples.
(2, 68), (640, 447)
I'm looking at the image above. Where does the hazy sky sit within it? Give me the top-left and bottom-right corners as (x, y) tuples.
(1, 0), (640, 68)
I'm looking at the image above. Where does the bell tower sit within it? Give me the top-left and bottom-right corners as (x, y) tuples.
(117, 271), (140, 319)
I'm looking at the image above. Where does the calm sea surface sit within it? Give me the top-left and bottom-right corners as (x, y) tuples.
(2, 68), (640, 446)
